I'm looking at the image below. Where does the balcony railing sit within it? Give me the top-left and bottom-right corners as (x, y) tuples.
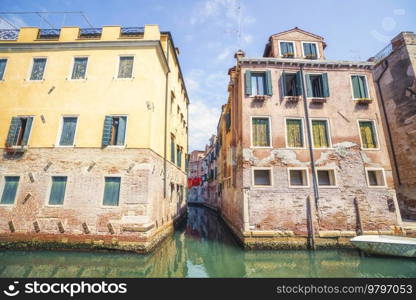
(0, 29), (19, 40)
(120, 27), (144, 37)
(79, 28), (102, 39)
(37, 29), (60, 40)
(374, 42), (393, 64)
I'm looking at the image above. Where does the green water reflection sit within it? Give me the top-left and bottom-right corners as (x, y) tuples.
(1, 206), (416, 278)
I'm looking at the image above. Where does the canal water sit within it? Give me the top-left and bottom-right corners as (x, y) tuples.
(1, 205), (416, 278)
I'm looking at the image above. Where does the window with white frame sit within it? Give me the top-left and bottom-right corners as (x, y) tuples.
(286, 118), (304, 148)
(351, 75), (369, 99)
(366, 169), (386, 187)
(288, 169), (308, 187)
(117, 56), (134, 78)
(253, 169), (272, 186)
(251, 117), (271, 147)
(311, 119), (331, 148)
(30, 58), (47, 80)
(279, 41), (295, 58)
(59, 117), (78, 146)
(317, 169), (336, 186)
(1, 176), (19, 205)
(358, 120), (378, 149)
(48, 176), (67, 205)
(0, 58), (7, 80)
(302, 42), (318, 59)
(71, 57), (88, 79)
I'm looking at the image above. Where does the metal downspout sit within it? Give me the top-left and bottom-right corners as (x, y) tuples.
(163, 39), (170, 198)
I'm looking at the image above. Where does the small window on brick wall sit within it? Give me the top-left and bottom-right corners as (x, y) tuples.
(317, 169), (336, 186)
(289, 169), (308, 187)
(366, 169), (386, 187)
(253, 169), (272, 186)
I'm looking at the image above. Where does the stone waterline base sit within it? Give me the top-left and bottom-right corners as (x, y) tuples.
(0, 211), (186, 254)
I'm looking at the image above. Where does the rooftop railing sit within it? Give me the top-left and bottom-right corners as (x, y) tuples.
(37, 28), (61, 40)
(374, 42), (393, 64)
(0, 29), (19, 40)
(78, 28), (102, 38)
(120, 26), (144, 37)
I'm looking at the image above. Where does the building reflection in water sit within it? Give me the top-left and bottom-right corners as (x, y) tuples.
(1, 205), (416, 278)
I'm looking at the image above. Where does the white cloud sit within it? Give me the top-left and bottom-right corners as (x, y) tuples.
(216, 47), (232, 61)
(0, 15), (28, 29)
(189, 100), (221, 150)
(242, 34), (253, 45)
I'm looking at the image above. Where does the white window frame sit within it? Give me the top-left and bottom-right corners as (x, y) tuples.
(56, 115), (79, 147)
(101, 175), (122, 208)
(278, 40), (296, 57)
(284, 117), (306, 149)
(365, 167), (387, 188)
(0, 57), (8, 81)
(287, 167), (310, 188)
(45, 175), (68, 207)
(350, 74), (371, 100)
(357, 119), (380, 150)
(27, 57), (48, 81)
(107, 115), (128, 148)
(309, 118), (332, 149)
(252, 167), (273, 187)
(304, 72), (326, 99)
(250, 71), (267, 96)
(281, 71), (298, 98)
(250, 116), (272, 148)
(301, 41), (320, 59)
(115, 55), (135, 80)
(315, 168), (338, 188)
(68, 56), (89, 80)
(0, 175), (21, 207)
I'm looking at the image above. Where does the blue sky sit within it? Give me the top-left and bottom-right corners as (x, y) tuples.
(1, 0), (415, 151)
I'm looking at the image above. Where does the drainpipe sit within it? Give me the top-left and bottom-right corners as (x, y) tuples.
(299, 66), (320, 210)
(163, 39), (171, 198)
(375, 60), (401, 185)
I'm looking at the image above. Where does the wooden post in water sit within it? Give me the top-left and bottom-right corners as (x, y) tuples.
(306, 195), (316, 250)
(354, 197), (363, 235)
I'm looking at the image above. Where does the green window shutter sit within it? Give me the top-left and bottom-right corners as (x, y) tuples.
(352, 76), (360, 98)
(0, 59), (7, 80)
(48, 176), (67, 205)
(286, 119), (303, 147)
(303, 43), (311, 56)
(295, 71), (303, 96)
(281, 71), (287, 96)
(244, 71), (252, 96)
(102, 116), (113, 147)
(359, 121), (377, 148)
(281, 42), (288, 55)
(352, 75), (368, 99)
(322, 73), (330, 97)
(116, 116), (127, 145)
(6, 117), (21, 147)
(305, 74), (312, 97)
(252, 118), (270, 147)
(171, 137), (175, 163)
(0, 176), (19, 204)
(21, 117), (33, 146)
(265, 70), (272, 96)
(103, 177), (120, 206)
(59, 117), (77, 146)
(312, 120), (329, 148)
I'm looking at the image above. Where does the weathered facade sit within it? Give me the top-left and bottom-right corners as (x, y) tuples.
(215, 28), (403, 249)
(372, 31), (416, 220)
(187, 150), (205, 203)
(0, 25), (189, 253)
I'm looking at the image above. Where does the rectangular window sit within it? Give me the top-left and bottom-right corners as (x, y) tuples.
(306, 74), (329, 98)
(48, 176), (67, 205)
(359, 121), (378, 149)
(253, 169), (272, 186)
(171, 134), (175, 163)
(117, 56), (134, 78)
(102, 116), (127, 146)
(59, 117), (78, 146)
(351, 75), (369, 99)
(30, 58), (47, 80)
(303, 42), (318, 59)
(6, 116), (34, 147)
(366, 169), (386, 187)
(1, 176), (19, 205)
(282, 72), (302, 96)
(280, 41), (295, 57)
(289, 169), (308, 187)
(252, 117), (271, 147)
(311, 119), (330, 148)
(177, 146), (182, 168)
(251, 73), (266, 95)
(317, 170), (336, 186)
(71, 57), (88, 79)
(286, 119), (304, 148)
(0, 58), (7, 80)
(103, 177), (121, 206)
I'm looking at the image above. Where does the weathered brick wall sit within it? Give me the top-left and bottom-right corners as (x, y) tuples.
(374, 34), (416, 219)
(0, 148), (186, 246)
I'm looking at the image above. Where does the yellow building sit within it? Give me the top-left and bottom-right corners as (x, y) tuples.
(0, 25), (189, 253)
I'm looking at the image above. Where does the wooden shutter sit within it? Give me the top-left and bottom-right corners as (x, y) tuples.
(48, 176), (67, 205)
(116, 116), (127, 145)
(265, 70), (272, 96)
(295, 71), (303, 96)
(281, 71), (287, 97)
(59, 117), (77, 146)
(322, 73), (330, 97)
(103, 177), (120, 206)
(102, 116), (113, 147)
(21, 117), (33, 146)
(6, 117), (20, 147)
(305, 74), (312, 97)
(244, 71), (252, 96)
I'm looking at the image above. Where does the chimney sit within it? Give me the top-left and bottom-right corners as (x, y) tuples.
(234, 49), (245, 60)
